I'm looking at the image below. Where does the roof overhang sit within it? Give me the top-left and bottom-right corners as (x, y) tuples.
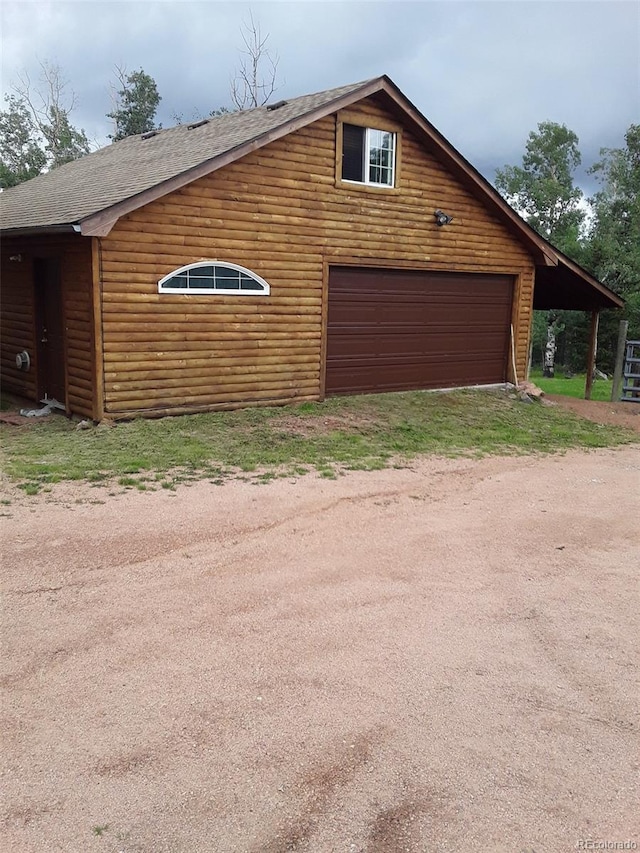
(1, 224), (81, 237)
(534, 255), (623, 311)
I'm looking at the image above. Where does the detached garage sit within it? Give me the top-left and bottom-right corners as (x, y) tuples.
(326, 267), (514, 394)
(0, 75), (622, 419)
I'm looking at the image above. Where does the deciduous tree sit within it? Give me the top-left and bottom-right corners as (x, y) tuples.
(496, 122), (587, 376)
(588, 125), (640, 300)
(230, 12), (280, 110)
(0, 95), (46, 187)
(586, 124), (640, 371)
(495, 121), (585, 255)
(0, 60), (90, 185)
(108, 67), (161, 141)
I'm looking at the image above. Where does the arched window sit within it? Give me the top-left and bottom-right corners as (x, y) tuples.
(158, 262), (270, 295)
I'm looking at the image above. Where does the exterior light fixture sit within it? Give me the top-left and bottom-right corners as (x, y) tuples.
(434, 209), (453, 226)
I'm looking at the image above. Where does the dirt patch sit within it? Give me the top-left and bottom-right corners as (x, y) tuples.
(546, 394), (640, 432)
(274, 411), (384, 437)
(0, 410), (42, 427)
(1, 448), (639, 852)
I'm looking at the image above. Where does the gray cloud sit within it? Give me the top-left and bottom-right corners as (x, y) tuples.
(1, 0), (638, 194)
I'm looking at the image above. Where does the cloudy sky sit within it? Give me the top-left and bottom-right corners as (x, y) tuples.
(1, 0), (638, 193)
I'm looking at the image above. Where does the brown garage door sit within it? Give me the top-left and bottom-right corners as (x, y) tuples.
(326, 267), (513, 395)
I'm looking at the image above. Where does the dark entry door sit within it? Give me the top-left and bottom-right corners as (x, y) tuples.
(34, 258), (66, 403)
(326, 267), (514, 395)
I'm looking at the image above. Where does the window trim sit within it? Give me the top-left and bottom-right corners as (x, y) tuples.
(157, 261), (271, 295)
(341, 125), (396, 188)
(336, 112), (402, 192)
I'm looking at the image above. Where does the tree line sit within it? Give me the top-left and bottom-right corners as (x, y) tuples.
(0, 13), (279, 188)
(0, 61), (162, 188)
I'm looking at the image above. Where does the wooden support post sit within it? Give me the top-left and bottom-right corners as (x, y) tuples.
(585, 310), (599, 400)
(91, 237), (105, 421)
(611, 319), (628, 402)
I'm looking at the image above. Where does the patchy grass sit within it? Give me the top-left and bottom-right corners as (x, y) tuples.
(0, 388), (635, 493)
(530, 368), (613, 401)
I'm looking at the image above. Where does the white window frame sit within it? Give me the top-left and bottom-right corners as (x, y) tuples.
(157, 261), (271, 295)
(342, 125), (396, 188)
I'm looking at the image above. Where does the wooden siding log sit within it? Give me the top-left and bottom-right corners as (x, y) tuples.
(104, 379), (321, 401)
(105, 353), (319, 374)
(103, 327), (320, 339)
(146, 185), (512, 221)
(103, 342), (318, 357)
(108, 369), (319, 394)
(105, 322), (319, 334)
(112, 208), (525, 241)
(101, 298), (322, 312)
(102, 348), (318, 363)
(108, 232), (526, 259)
(101, 257), (321, 275)
(100, 279), (322, 297)
(105, 394), (318, 419)
(106, 227), (528, 261)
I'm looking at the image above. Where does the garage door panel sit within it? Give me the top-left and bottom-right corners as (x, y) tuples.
(329, 301), (511, 328)
(328, 356), (506, 394)
(329, 294), (512, 324)
(326, 267), (513, 395)
(328, 328), (509, 358)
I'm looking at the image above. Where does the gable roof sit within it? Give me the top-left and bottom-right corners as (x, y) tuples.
(0, 80), (372, 234)
(0, 75), (622, 310)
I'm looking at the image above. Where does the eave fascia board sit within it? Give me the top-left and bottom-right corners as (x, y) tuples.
(79, 77), (388, 237)
(0, 223), (80, 237)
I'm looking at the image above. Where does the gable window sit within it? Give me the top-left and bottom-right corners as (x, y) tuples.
(342, 124), (396, 187)
(158, 262), (270, 295)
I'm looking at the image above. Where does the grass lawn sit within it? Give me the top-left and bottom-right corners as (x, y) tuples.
(1, 388), (635, 495)
(529, 368), (613, 401)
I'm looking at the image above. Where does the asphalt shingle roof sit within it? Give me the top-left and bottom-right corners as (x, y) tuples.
(0, 80), (372, 231)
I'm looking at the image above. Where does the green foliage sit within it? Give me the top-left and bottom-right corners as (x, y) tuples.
(108, 68), (161, 141)
(0, 95), (47, 187)
(584, 124), (640, 368)
(41, 104), (90, 167)
(588, 124), (640, 299)
(529, 311), (549, 370)
(495, 121), (585, 255)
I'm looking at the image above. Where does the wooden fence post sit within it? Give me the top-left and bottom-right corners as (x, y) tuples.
(611, 320), (628, 403)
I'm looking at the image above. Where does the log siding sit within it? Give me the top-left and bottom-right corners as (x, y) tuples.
(99, 96), (535, 416)
(1, 240), (37, 402)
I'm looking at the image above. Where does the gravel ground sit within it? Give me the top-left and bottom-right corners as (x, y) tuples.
(545, 396), (640, 432)
(1, 447), (639, 853)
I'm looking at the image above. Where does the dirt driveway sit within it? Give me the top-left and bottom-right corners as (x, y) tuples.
(2, 447), (639, 853)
